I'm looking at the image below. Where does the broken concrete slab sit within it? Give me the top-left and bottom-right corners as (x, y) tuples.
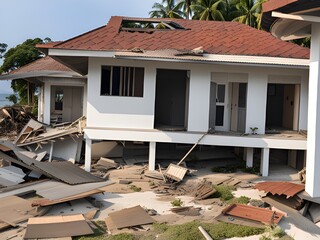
(45, 199), (99, 217)
(24, 214), (93, 239)
(107, 205), (154, 229)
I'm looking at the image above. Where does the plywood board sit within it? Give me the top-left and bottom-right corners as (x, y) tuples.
(108, 205), (154, 229)
(24, 214), (93, 239)
(0, 196), (36, 226)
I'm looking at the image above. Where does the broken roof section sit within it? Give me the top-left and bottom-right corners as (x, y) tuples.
(255, 181), (305, 198)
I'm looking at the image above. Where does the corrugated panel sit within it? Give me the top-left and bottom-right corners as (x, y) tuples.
(222, 204), (284, 225)
(0, 148), (102, 185)
(33, 161), (103, 185)
(0, 166), (25, 186)
(36, 181), (113, 200)
(255, 182), (305, 198)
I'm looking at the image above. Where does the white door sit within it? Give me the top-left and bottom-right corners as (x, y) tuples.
(230, 83), (239, 132)
(215, 83), (229, 131)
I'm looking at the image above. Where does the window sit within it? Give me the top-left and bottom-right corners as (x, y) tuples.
(54, 90), (63, 111)
(101, 66), (144, 97)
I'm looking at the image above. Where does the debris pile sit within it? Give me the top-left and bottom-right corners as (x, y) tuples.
(0, 106), (35, 138)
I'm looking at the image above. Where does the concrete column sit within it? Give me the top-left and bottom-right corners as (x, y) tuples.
(246, 73), (268, 134)
(246, 148), (254, 168)
(83, 83), (87, 117)
(85, 138), (92, 172)
(43, 83), (51, 125)
(260, 148), (270, 177)
(306, 23), (320, 197)
(149, 142), (156, 171)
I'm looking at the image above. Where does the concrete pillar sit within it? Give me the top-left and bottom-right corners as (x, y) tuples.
(85, 138), (92, 172)
(260, 148), (270, 177)
(43, 83), (51, 125)
(288, 150), (297, 168)
(149, 142), (156, 171)
(246, 148), (254, 168)
(306, 23), (320, 197)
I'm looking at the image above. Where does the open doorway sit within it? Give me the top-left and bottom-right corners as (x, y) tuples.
(154, 69), (189, 130)
(266, 84), (300, 131)
(50, 86), (83, 124)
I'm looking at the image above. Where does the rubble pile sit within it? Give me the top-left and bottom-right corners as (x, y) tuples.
(0, 106), (35, 138)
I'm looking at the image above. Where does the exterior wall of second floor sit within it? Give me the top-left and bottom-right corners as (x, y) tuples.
(86, 57), (309, 134)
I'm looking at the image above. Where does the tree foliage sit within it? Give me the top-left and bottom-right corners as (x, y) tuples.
(149, 0), (310, 48)
(149, 0), (185, 18)
(0, 43), (7, 59)
(0, 37), (51, 105)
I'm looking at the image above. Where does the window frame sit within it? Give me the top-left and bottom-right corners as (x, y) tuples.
(100, 65), (144, 98)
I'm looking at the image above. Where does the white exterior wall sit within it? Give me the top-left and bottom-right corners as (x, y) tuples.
(299, 72), (309, 130)
(86, 57), (308, 135)
(188, 68), (211, 131)
(246, 72), (268, 134)
(87, 58), (157, 129)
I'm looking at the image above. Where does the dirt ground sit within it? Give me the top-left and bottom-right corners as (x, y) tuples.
(0, 160), (316, 240)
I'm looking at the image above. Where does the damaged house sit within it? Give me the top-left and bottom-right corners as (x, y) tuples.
(1, 17), (314, 194)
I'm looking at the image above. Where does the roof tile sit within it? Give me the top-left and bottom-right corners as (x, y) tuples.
(40, 16), (309, 59)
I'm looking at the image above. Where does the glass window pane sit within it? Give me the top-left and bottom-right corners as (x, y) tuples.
(215, 106), (224, 126)
(101, 66), (111, 95)
(217, 85), (225, 103)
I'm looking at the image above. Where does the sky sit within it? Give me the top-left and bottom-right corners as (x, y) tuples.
(0, 0), (155, 93)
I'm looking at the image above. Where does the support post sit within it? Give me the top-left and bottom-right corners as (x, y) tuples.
(85, 138), (92, 172)
(246, 148), (254, 168)
(149, 142), (156, 171)
(260, 148), (270, 177)
(306, 23), (320, 197)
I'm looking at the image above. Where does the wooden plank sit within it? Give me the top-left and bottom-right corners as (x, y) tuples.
(108, 205), (154, 229)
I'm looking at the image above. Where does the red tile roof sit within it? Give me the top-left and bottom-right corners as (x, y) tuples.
(39, 16), (309, 59)
(263, 0), (298, 13)
(8, 56), (74, 75)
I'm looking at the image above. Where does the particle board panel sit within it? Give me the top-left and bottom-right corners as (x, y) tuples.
(108, 205), (154, 229)
(0, 195), (36, 226)
(24, 214), (93, 239)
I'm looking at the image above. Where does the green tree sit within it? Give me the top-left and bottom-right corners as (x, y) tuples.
(149, 0), (185, 19)
(224, 0), (240, 21)
(191, 0), (226, 21)
(0, 43), (7, 59)
(232, 0), (265, 29)
(0, 38), (50, 105)
(179, 0), (196, 19)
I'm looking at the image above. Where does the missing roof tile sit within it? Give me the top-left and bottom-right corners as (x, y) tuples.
(121, 18), (187, 33)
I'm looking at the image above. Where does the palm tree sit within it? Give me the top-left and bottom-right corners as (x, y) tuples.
(224, 0), (240, 21)
(149, 0), (185, 19)
(190, 0), (226, 21)
(179, 0), (196, 20)
(232, 0), (265, 29)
